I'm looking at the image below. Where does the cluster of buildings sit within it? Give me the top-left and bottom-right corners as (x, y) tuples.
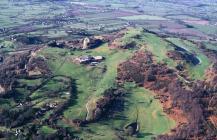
(75, 55), (104, 65)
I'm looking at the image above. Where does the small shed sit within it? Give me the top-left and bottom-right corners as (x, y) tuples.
(78, 55), (93, 64)
(93, 56), (104, 61)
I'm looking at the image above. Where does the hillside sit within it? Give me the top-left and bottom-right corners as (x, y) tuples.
(0, 0), (217, 140)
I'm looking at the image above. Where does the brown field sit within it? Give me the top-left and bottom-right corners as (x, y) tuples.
(183, 20), (209, 25)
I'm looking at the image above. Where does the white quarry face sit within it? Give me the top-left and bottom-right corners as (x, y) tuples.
(0, 85), (5, 94)
(82, 37), (90, 49)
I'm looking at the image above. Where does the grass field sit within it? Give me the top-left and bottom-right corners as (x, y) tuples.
(119, 15), (167, 21)
(117, 28), (176, 67)
(40, 126), (57, 134)
(39, 44), (133, 120)
(18, 78), (42, 87)
(167, 38), (211, 80)
(67, 83), (175, 140)
(0, 40), (16, 53)
(38, 42), (175, 139)
(0, 0), (216, 139)
(2, 27), (209, 139)
(203, 42), (217, 51)
(0, 0), (66, 28)
(191, 24), (217, 35)
(29, 76), (71, 108)
(123, 83), (176, 140)
(15, 76), (71, 124)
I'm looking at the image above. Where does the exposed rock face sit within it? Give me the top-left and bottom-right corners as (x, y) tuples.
(48, 37), (104, 50)
(82, 37), (104, 50)
(82, 37), (90, 49)
(28, 67), (43, 76)
(0, 85), (5, 94)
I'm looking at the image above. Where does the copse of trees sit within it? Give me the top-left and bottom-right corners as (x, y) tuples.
(0, 105), (39, 128)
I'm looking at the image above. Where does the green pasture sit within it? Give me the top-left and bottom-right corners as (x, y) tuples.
(68, 82), (175, 140)
(119, 15), (167, 21)
(40, 126), (57, 135)
(117, 28), (176, 67)
(37, 41), (176, 139)
(167, 37), (211, 80)
(202, 42), (217, 51)
(38, 44), (133, 120)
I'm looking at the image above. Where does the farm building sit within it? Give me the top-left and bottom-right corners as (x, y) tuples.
(76, 55), (93, 64)
(93, 56), (104, 61)
(75, 55), (104, 64)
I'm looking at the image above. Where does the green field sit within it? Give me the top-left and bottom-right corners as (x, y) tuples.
(167, 38), (211, 80)
(192, 24), (217, 35)
(0, 40), (16, 53)
(119, 15), (167, 21)
(63, 83), (175, 140)
(1, 27), (211, 139)
(40, 126), (57, 134)
(0, 0), (216, 139)
(123, 83), (176, 140)
(116, 28), (176, 67)
(203, 42), (217, 51)
(0, 0), (66, 28)
(39, 44), (133, 120)
(37, 41), (175, 139)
